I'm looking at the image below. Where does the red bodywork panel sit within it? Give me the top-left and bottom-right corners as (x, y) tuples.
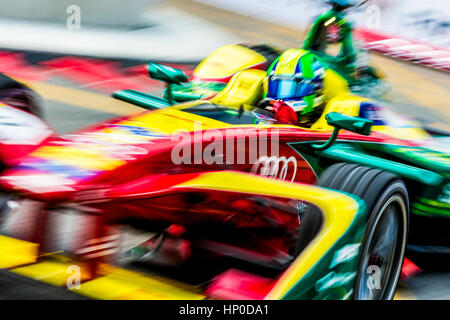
(0, 107), (416, 204)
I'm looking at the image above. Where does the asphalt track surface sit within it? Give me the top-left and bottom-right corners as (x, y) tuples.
(1, 0), (449, 300)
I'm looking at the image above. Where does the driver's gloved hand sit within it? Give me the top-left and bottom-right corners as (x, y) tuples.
(263, 100), (298, 125)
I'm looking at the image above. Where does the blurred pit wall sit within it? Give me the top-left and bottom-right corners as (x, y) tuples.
(0, 0), (164, 28)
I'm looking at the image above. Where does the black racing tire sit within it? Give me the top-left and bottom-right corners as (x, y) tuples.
(0, 73), (43, 118)
(318, 163), (409, 300)
(242, 44), (282, 70)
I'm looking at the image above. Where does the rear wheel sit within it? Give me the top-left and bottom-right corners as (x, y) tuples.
(0, 73), (43, 118)
(318, 163), (409, 300)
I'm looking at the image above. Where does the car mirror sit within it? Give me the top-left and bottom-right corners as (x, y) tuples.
(326, 112), (372, 136)
(312, 112), (373, 150)
(148, 63), (189, 84)
(147, 63), (189, 104)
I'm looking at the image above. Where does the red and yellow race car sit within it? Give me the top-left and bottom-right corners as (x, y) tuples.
(0, 69), (410, 300)
(0, 44), (446, 300)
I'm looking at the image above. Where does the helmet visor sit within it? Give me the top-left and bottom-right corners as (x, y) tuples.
(268, 78), (316, 100)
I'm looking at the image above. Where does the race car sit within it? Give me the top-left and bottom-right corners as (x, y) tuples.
(0, 0), (445, 301)
(0, 91), (409, 300)
(2, 46), (433, 299)
(0, 34), (446, 303)
(0, 49), (413, 299)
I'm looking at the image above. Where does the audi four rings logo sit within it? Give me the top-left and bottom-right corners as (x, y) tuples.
(251, 156), (298, 183)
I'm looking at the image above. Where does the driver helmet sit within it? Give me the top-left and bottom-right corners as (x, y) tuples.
(266, 49), (325, 115)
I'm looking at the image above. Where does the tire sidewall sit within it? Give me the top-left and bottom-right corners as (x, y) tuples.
(354, 180), (409, 300)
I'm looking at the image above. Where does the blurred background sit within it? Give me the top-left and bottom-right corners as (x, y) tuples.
(0, 0), (448, 299)
(0, 0), (448, 58)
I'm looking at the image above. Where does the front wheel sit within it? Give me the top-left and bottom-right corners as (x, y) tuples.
(318, 163), (409, 300)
